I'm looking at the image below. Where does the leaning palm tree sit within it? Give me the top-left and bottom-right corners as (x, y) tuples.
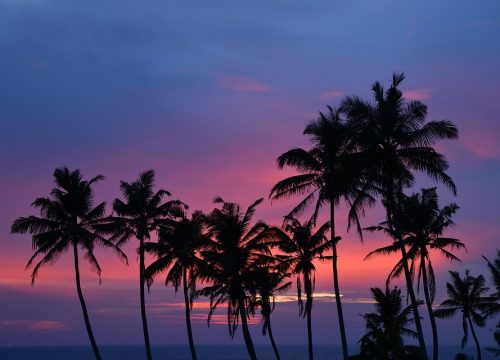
(11, 167), (127, 360)
(341, 73), (459, 358)
(270, 217), (333, 360)
(101, 170), (183, 360)
(199, 197), (273, 360)
(365, 187), (465, 360)
(358, 287), (421, 360)
(270, 107), (375, 359)
(144, 210), (209, 360)
(248, 264), (292, 360)
(434, 270), (498, 360)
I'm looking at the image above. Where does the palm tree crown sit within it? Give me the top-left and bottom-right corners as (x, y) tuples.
(359, 287), (420, 360)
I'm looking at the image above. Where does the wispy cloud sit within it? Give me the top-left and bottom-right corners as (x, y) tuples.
(1, 320), (67, 331)
(319, 89), (345, 101)
(216, 74), (271, 93)
(403, 88), (432, 100)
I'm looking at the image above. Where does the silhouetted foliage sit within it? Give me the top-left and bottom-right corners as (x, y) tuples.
(144, 209), (209, 360)
(270, 106), (375, 359)
(357, 286), (422, 360)
(342, 72), (459, 359)
(100, 169), (184, 360)
(11, 167), (127, 360)
(365, 187), (464, 360)
(434, 270), (497, 360)
(199, 197), (273, 360)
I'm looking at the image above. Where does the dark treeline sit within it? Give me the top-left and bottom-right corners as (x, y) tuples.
(11, 74), (500, 360)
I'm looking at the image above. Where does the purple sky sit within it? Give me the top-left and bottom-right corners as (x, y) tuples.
(1, 0), (500, 352)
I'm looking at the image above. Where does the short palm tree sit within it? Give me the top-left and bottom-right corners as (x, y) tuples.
(358, 287), (420, 360)
(341, 73), (459, 358)
(11, 167), (127, 360)
(483, 250), (500, 356)
(270, 107), (375, 359)
(270, 217), (332, 360)
(434, 270), (498, 360)
(248, 264), (291, 360)
(199, 197), (273, 360)
(365, 188), (465, 360)
(102, 170), (183, 360)
(144, 210), (209, 360)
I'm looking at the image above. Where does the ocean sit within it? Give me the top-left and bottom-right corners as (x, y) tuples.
(0, 345), (494, 360)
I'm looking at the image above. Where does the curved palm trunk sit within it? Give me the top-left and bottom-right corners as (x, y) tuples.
(182, 267), (197, 360)
(238, 292), (257, 360)
(73, 243), (102, 360)
(420, 255), (439, 360)
(304, 272), (314, 360)
(386, 186), (428, 359)
(330, 204), (349, 359)
(467, 316), (481, 360)
(139, 237), (153, 360)
(265, 316), (280, 360)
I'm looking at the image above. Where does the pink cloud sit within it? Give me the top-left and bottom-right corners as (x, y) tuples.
(460, 128), (500, 159)
(320, 89), (345, 101)
(403, 88), (433, 100)
(1, 320), (67, 331)
(216, 74), (271, 93)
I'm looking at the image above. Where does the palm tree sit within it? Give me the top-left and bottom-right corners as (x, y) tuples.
(358, 286), (421, 360)
(434, 270), (498, 360)
(365, 188), (465, 360)
(270, 107), (375, 359)
(102, 170), (183, 360)
(270, 217), (332, 360)
(11, 167), (127, 360)
(341, 73), (459, 358)
(248, 264), (292, 360)
(144, 210), (209, 360)
(483, 250), (500, 356)
(199, 197), (273, 360)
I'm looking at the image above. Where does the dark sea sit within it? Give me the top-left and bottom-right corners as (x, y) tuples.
(0, 345), (493, 360)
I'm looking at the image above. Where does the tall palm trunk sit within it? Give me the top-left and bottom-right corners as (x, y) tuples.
(73, 242), (102, 360)
(139, 237), (153, 360)
(265, 315), (280, 360)
(238, 292), (257, 360)
(420, 254), (439, 360)
(467, 316), (481, 360)
(330, 204), (348, 359)
(386, 183), (428, 359)
(183, 267), (197, 360)
(304, 272), (314, 360)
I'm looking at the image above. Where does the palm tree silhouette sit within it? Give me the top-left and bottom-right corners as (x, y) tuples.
(434, 270), (498, 360)
(482, 250), (500, 356)
(365, 188), (465, 360)
(102, 169), (183, 360)
(144, 210), (209, 360)
(358, 286), (421, 360)
(270, 107), (375, 359)
(199, 197), (273, 360)
(269, 217), (333, 360)
(248, 264), (291, 360)
(341, 73), (459, 358)
(11, 167), (127, 360)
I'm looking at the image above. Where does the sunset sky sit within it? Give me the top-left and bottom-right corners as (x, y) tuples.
(1, 0), (500, 350)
